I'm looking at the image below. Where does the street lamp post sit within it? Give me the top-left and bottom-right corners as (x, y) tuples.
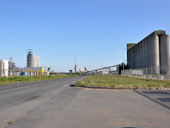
(123, 48), (127, 75)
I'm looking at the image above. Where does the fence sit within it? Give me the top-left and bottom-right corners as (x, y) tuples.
(121, 66), (170, 81)
(96, 70), (119, 76)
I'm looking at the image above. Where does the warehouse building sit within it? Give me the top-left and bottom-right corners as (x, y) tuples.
(127, 30), (169, 74)
(23, 67), (49, 76)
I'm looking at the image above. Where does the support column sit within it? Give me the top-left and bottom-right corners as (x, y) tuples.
(148, 34), (160, 74)
(141, 41), (144, 68)
(159, 34), (169, 74)
(137, 45), (139, 69)
(132, 48), (134, 69)
(139, 43), (141, 68)
(143, 40), (146, 68)
(134, 46), (137, 68)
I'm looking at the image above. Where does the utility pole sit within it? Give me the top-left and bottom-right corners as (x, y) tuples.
(123, 48), (127, 75)
(74, 58), (77, 73)
(123, 49), (124, 75)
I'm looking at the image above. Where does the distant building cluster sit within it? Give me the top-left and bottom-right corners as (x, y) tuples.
(0, 49), (50, 77)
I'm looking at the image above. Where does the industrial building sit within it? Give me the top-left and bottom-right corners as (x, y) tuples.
(25, 50), (50, 76)
(23, 67), (49, 76)
(8, 57), (21, 76)
(127, 30), (169, 74)
(0, 60), (9, 77)
(27, 49), (40, 67)
(0, 50), (50, 77)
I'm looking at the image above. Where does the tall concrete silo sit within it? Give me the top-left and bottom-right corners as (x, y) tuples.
(159, 34), (169, 74)
(127, 30), (169, 75)
(27, 49), (33, 67)
(27, 49), (40, 67)
(148, 34), (160, 74)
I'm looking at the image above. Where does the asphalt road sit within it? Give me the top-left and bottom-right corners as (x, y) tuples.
(0, 76), (170, 128)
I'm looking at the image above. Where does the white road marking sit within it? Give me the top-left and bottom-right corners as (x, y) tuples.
(0, 83), (47, 93)
(0, 78), (79, 93)
(72, 81), (76, 84)
(63, 84), (68, 87)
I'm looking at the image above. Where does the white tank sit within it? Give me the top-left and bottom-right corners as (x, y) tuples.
(0, 60), (9, 77)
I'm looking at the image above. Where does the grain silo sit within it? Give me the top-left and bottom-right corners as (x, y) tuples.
(127, 30), (169, 75)
(0, 60), (9, 77)
(27, 49), (40, 67)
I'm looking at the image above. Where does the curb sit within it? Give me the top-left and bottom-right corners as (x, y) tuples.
(70, 84), (170, 90)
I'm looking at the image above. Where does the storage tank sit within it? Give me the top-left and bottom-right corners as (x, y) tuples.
(32, 55), (40, 67)
(148, 34), (160, 74)
(159, 34), (169, 74)
(27, 53), (33, 67)
(127, 30), (169, 75)
(0, 60), (9, 77)
(27, 49), (40, 67)
(27, 49), (33, 67)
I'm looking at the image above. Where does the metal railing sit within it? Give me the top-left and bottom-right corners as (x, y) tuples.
(121, 66), (170, 81)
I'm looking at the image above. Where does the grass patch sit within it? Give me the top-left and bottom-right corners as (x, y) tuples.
(75, 75), (170, 88)
(0, 74), (78, 86)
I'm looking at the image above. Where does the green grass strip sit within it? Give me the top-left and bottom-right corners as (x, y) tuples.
(75, 75), (170, 88)
(0, 74), (78, 86)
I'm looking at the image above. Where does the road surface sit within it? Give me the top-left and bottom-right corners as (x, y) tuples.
(0, 76), (170, 128)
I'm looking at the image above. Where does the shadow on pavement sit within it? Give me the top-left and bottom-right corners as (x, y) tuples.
(121, 127), (137, 128)
(156, 98), (170, 102)
(134, 90), (170, 110)
(142, 91), (169, 95)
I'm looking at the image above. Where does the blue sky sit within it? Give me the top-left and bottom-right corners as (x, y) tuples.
(0, 0), (170, 72)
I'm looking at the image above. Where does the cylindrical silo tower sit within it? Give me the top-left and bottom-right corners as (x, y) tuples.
(148, 34), (160, 74)
(27, 49), (33, 67)
(159, 34), (169, 74)
(144, 38), (148, 68)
